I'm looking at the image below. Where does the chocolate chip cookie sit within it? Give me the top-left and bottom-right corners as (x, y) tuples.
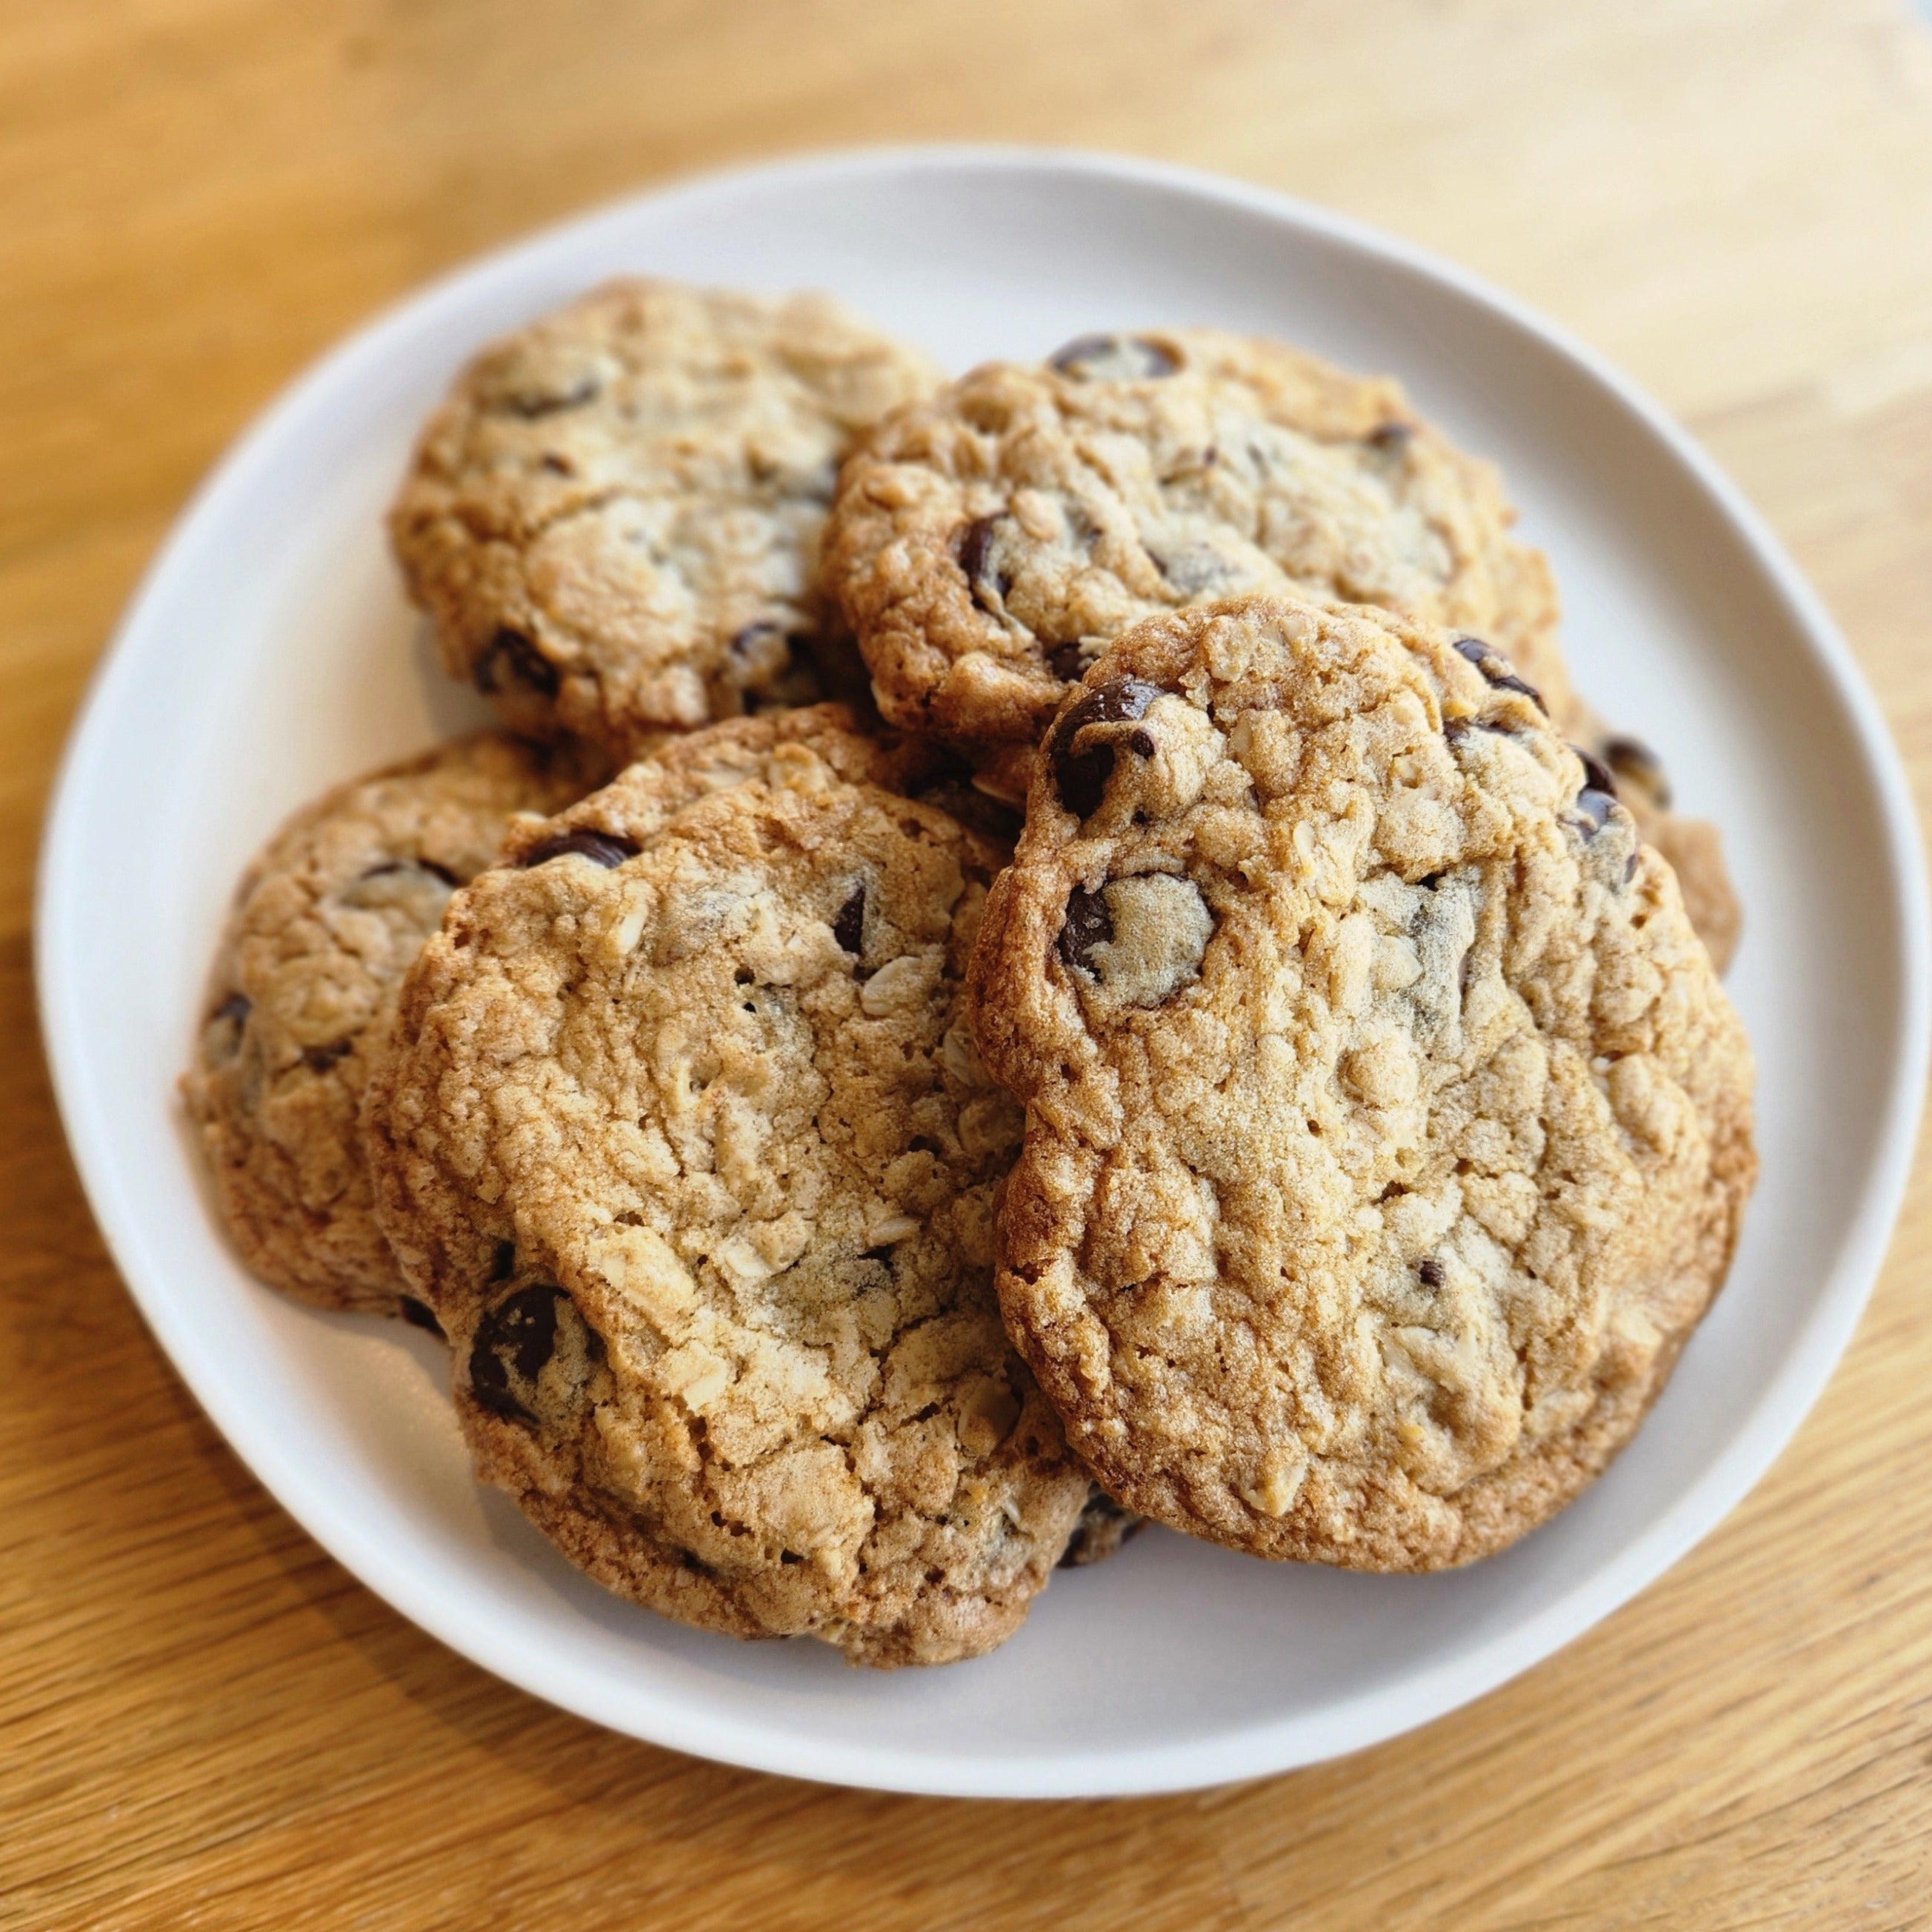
(970, 596), (1756, 1570)
(824, 328), (1569, 747)
(184, 732), (590, 1316)
(390, 281), (938, 759)
(364, 710), (1090, 1665)
(826, 327), (1742, 967)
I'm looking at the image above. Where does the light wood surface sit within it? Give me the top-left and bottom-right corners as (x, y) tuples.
(6, 3), (1932, 1925)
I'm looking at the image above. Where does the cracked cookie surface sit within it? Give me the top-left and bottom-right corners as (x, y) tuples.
(970, 597), (1756, 1570)
(184, 732), (590, 1314)
(390, 282), (937, 759)
(824, 327), (1568, 747)
(364, 710), (1090, 1665)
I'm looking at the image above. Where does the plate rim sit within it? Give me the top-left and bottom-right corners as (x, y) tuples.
(34, 141), (1932, 1799)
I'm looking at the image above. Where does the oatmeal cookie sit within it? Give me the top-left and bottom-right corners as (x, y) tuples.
(824, 327), (1569, 747)
(390, 282), (937, 758)
(184, 732), (590, 1316)
(970, 596), (1756, 1569)
(364, 710), (1090, 1665)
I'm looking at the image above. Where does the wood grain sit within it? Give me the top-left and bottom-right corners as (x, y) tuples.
(4, 2), (1932, 1925)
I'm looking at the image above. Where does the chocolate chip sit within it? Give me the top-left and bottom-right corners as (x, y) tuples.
(1547, 746), (1622, 839)
(1602, 735), (1672, 809)
(469, 1285), (564, 1425)
(360, 857), (460, 887)
(1453, 636), (1543, 712)
(301, 1041), (351, 1073)
(1047, 333), (1179, 380)
(1059, 1487), (1145, 1567)
(1057, 884), (1113, 974)
(1047, 642), (1087, 682)
(833, 885), (866, 955)
(211, 992), (251, 1029)
(1573, 745), (1619, 800)
(1573, 788), (1617, 835)
(1367, 420), (1416, 451)
(1418, 1258), (1445, 1289)
(954, 516), (1013, 613)
(519, 827), (639, 870)
(474, 627), (560, 699)
(1047, 676), (1164, 817)
(504, 375), (599, 418)
(399, 1296), (444, 1337)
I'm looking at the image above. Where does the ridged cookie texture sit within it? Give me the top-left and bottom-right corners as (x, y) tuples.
(364, 710), (1090, 1665)
(390, 281), (938, 759)
(824, 327), (1568, 747)
(969, 597), (1756, 1570)
(183, 731), (590, 1315)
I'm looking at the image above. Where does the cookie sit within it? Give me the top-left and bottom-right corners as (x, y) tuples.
(184, 732), (591, 1316)
(364, 710), (1091, 1665)
(825, 326), (1742, 968)
(824, 327), (1569, 747)
(390, 281), (939, 759)
(1596, 729), (1742, 973)
(969, 596), (1756, 1570)
(1059, 1485), (1145, 1568)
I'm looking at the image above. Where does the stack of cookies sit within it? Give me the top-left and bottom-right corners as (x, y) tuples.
(184, 282), (1756, 1668)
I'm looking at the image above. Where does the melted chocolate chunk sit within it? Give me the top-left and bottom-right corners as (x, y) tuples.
(519, 827), (639, 870)
(1057, 884), (1114, 975)
(954, 516), (1013, 613)
(399, 1296), (444, 1337)
(473, 627), (560, 699)
(1453, 636), (1544, 712)
(833, 885), (866, 955)
(1047, 333), (1179, 380)
(1602, 735), (1672, 809)
(1048, 677), (1164, 817)
(469, 1285), (564, 1425)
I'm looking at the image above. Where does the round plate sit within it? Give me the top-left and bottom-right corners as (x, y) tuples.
(37, 147), (1929, 1798)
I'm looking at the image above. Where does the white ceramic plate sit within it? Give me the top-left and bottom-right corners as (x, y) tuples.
(38, 147), (1929, 1799)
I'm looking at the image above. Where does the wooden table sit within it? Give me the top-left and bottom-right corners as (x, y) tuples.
(6, 3), (1932, 1925)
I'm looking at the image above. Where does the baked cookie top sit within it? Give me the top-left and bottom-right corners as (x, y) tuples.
(390, 281), (938, 758)
(825, 328), (1566, 746)
(969, 597), (1755, 1570)
(183, 731), (589, 1316)
(365, 710), (1090, 1665)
